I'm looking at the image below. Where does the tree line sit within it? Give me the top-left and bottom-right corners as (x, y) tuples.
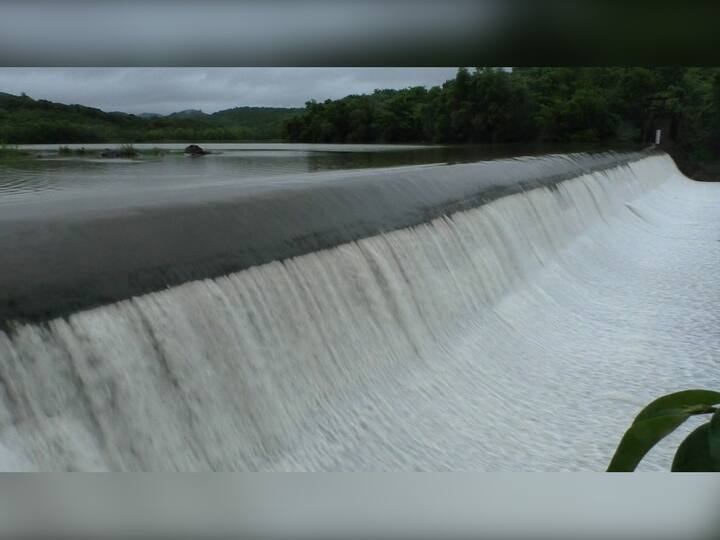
(283, 67), (720, 165)
(0, 92), (298, 144)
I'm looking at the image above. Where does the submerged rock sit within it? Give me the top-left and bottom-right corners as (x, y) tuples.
(184, 144), (209, 156)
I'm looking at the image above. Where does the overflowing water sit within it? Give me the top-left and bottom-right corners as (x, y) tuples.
(0, 151), (718, 470)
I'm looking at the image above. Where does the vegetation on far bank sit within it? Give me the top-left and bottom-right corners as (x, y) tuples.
(283, 67), (720, 169)
(3, 67), (720, 172)
(0, 92), (299, 144)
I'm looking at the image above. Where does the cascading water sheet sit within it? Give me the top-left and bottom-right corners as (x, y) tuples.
(0, 152), (718, 471)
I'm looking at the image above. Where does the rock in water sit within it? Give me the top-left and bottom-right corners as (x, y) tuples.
(184, 144), (209, 156)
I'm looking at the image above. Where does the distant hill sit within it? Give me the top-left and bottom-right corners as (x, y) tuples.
(210, 106), (303, 136)
(0, 92), (301, 143)
(165, 109), (207, 119)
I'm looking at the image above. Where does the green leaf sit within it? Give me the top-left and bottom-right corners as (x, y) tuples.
(607, 389), (720, 472)
(709, 409), (720, 465)
(671, 423), (720, 472)
(633, 389), (720, 423)
(607, 414), (690, 472)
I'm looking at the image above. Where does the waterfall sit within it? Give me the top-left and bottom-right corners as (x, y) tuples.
(1, 152), (719, 470)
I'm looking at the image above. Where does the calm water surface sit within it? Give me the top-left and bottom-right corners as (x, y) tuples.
(1, 142), (639, 206)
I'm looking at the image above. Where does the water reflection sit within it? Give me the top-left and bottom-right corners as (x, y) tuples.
(1, 142), (641, 203)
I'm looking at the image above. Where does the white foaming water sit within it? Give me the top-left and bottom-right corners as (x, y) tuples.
(1, 153), (719, 471)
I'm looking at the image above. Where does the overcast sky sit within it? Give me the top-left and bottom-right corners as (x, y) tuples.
(0, 68), (458, 115)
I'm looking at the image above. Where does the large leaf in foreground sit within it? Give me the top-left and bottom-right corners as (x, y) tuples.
(607, 390), (720, 472)
(708, 409), (720, 465)
(608, 414), (690, 471)
(633, 390), (720, 423)
(671, 423), (720, 472)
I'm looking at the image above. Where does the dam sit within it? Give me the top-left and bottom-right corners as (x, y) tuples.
(0, 147), (718, 470)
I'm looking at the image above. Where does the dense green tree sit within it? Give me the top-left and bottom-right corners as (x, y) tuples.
(283, 67), (720, 166)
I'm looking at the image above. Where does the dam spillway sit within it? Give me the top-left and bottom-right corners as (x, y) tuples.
(0, 149), (719, 470)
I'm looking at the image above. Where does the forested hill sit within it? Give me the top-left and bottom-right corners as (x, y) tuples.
(0, 92), (300, 143)
(283, 67), (720, 167)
